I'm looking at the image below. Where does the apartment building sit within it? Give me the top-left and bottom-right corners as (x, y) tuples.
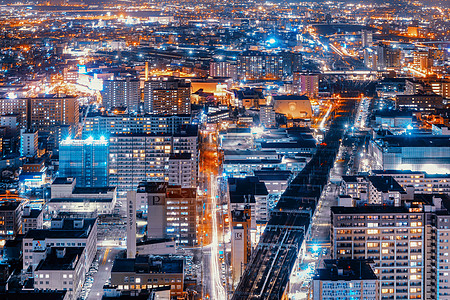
(82, 114), (191, 137)
(108, 132), (198, 194)
(331, 194), (450, 300)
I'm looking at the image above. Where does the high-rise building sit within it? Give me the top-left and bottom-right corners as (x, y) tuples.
(293, 73), (319, 98)
(108, 130), (198, 193)
(0, 96), (79, 132)
(129, 182), (197, 246)
(376, 43), (401, 71)
(83, 114), (191, 138)
(237, 51), (302, 80)
(361, 30), (373, 48)
(102, 78), (141, 112)
(20, 130), (38, 158)
(259, 105), (276, 128)
(143, 77), (191, 115)
(0, 201), (23, 242)
(210, 60), (238, 80)
(331, 193), (450, 300)
(59, 137), (109, 187)
(231, 209), (252, 286)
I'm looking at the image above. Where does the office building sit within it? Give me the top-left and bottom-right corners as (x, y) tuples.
(20, 130), (38, 158)
(128, 182), (197, 246)
(231, 209), (251, 286)
(34, 247), (86, 299)
(396, 92), (443, 111)
(22, 218), (97, 272)
(47, 177), (117, 216)
(83, 114), (191, 137)
(312, 259), (378, 300)
(59, 137), (109, 188)
(370, 135), (450, 174)
(143, 77), (191, 115)
(110, 255), (184, 298)
(102, 78), (141, 112)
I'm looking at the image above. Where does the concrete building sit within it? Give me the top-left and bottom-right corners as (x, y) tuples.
(83, 114), (191, 137)
(102, 78), (140, 113)
(28, 96), (79, 132)
(259, 105), (276, 128)
(332, 205), (425, 300)
(312, 259), (378, 300)
(293, 73), (319, 98)
(0, 200), (23, 242)
(111, 255), (184, 299)
(228, 177), (269, 244)
(341, 175), (405, 206)
(22, 206), (43, 234)
(47, 177), (117, 216)
(108, 131), (198, 194)
(128, 182), (197, 246)
(143, 77), (191, 115)
(231, 209), (251, 286)
(210, 60), (238, 80)
(331, 194), (450, 300)
(20, 130), (38, 158)
(22, 218), (97, 272)
(34, 247), (86, 299)
(167, 153), (197, 188)
(371, 170), (450, 195)
(396, 92), (443, 111)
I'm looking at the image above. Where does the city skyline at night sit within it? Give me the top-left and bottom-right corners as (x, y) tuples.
(0, 0), (449, 299)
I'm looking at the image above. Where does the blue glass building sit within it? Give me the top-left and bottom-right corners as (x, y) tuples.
(59, 137), (109, 187)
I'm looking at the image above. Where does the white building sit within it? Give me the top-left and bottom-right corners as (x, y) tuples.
(22, 218), (97, 273)
(46, 177), (117, 216)
(20, 130), (38, 158)
(34, 247), (86, 299)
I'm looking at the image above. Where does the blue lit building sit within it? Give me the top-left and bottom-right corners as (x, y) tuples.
(59, 137), (108, 187)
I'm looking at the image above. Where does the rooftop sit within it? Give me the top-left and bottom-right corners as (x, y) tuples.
(111, 256), (183, 274)
(36, 247), (84, 271)
(314, 259), (377, 281)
